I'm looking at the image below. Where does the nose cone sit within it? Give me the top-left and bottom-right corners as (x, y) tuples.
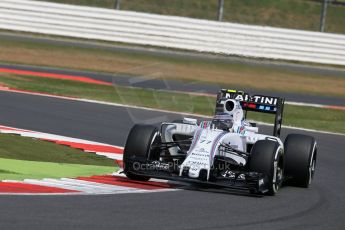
(188, 165), (200, 178)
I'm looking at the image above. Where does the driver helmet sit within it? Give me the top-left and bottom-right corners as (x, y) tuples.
(215, 99), (244, 123)
(211, 112), (233, 130)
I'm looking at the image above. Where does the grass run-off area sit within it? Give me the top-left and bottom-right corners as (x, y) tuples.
(39, 0), (345, 34)
(0, 134), (117, 180)
(0, 74), (344, 134)
(0, 38), (344, 98)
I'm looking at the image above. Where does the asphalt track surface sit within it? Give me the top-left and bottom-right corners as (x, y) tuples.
(0, 90), (345, 230)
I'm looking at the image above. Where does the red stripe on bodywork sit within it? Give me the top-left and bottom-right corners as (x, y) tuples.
(0, 182), (78, 193)
(248, 103), (256, 109)
(0, 68), (112, 86)
(77, 175), (176, 190)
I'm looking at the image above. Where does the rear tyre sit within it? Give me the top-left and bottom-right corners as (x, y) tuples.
(123, 124), (161, 181)
(249, 140), (284, 195)
(284, 134), (317, 188)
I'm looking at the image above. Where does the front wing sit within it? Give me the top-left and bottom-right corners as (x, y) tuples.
(126, 161), (270, 194)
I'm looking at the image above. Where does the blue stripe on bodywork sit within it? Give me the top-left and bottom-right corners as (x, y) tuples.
(209, 132), (227, 166)
(187, 128), (202, 156)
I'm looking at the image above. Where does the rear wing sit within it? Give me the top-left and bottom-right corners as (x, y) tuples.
(216, 89), (285, 137)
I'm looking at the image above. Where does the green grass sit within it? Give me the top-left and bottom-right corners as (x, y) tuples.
(0, 134), (116, 166)
(0, 74), (344, 134)
(0, 158), (115, 180)
(246, 106), (345, 133)
(39, 0), (345, 34)
(0, 134), (118, 180)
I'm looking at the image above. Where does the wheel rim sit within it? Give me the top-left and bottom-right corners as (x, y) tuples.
(273, 165), (283, 192)
(308, 144), (317, 185)
(277, 166), (283, 185)
(308, 157), (316, 185)
(148, 131), (160, 160)
(272, 150), (284, 193)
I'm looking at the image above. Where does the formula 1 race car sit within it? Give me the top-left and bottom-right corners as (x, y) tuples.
(123, 89), (317, 195)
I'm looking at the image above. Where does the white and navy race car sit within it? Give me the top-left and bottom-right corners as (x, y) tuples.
(123, 89), (317, 195)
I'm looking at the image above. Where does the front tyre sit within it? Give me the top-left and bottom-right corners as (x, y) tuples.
(123, 124), (161, 181)
(284, 134), (317, 188)
(249, 140), (284, 195)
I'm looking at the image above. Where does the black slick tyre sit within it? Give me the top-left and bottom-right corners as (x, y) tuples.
(249, 140), (284, 195)
(123, 124), (160, 181)
(284, 134), (317, 188)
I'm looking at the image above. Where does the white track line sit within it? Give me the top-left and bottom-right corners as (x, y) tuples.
(22, 179), (170, 195)
(0, 129), (119, 147)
